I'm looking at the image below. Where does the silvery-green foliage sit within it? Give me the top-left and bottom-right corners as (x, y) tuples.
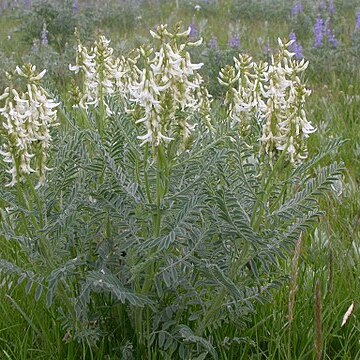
(0, 110), (343, 357)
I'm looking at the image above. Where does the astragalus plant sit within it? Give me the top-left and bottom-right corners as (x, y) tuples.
(0, 26), (343, 359)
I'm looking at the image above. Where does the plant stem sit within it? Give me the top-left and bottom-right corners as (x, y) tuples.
(98, 86), (105, 140)
(144, 143), (152, 203)
(154, 146), (165, 238)
(251, 147), (288, 231)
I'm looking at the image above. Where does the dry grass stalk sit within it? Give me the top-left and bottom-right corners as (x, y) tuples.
(328, 248), (334, 294)
(314, 280), (322, 360)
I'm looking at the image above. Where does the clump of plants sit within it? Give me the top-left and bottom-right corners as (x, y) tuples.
(0, 23), (343, 359)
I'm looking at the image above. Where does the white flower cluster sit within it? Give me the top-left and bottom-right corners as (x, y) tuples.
(70, 26), (212, 151)
(219, 38), (315, 164)
(129, 24), (212, 148)
(0, 64), (59, 187)
(69, 35), (134, 115)
(69, 36), (115, 115)
(219, 54), (267, 133)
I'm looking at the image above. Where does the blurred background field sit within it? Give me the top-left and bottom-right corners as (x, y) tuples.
(0, 0), (359, 359)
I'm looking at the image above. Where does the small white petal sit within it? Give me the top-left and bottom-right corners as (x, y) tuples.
(341, 303), (354, 327)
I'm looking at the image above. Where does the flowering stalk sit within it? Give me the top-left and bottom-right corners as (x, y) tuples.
(124, 24), (214, 244)
(40, 22), (48, 47)
(228, 34), (241, 49)
(291, 1), (303, 17)
(262, 38), (314, 165)
(219, 38), (316, 231)
(220, 37), (315, 166)
(0, 64), (59, 187)
(355, 11), (360, 32)
(69, 34), (128, 137)
(129, 23), (212, 153)
(220, 54), (268, 136)
(313, 18), (338, 48)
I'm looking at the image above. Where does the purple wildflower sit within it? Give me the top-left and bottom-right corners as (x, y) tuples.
(72, 0), (79, 15)
(264, 43), (271, 55)
(313, 18), (324, 47)
(290, 1), (303, 17)
(208, 35), (218, 50)
(289, 32), (304, 60)
(289, 32), (296, 41)
(329, 1), (335, 15)
(189, 22), (198, 41)
(355, 11), (360, 31)
(257, 36), (264, 50)
(258, 37), (271, 55)
(324, 23), (338, 47)
(228, 34), (241, 49)
(41, 23), (48, 47)
(313, 17), (338, 48)
(318, 1), (326, 12)
(24, 0), (31, 9)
